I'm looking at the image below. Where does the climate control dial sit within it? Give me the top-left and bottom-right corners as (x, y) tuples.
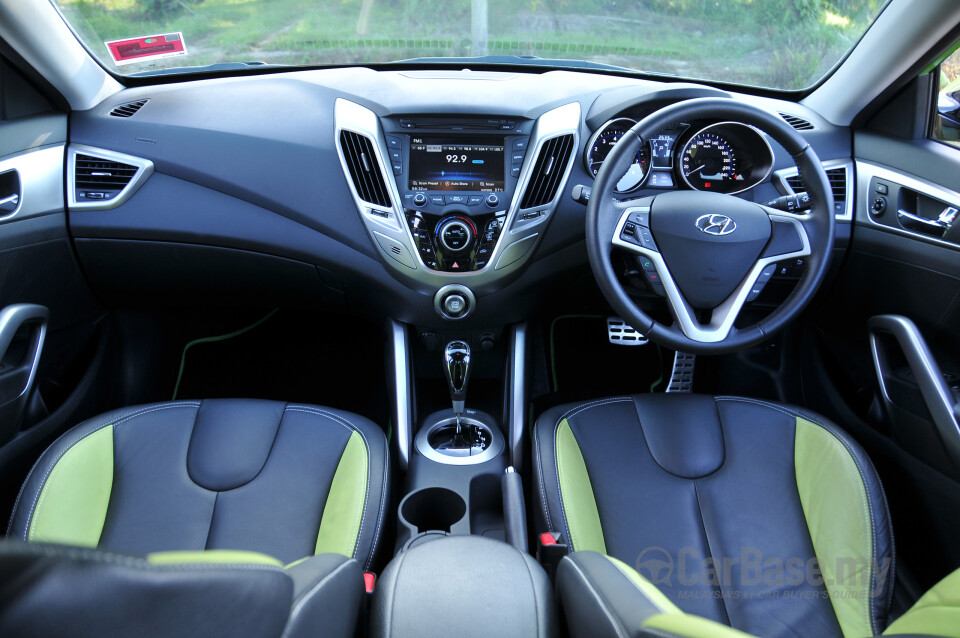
(436, 216), (476, 253)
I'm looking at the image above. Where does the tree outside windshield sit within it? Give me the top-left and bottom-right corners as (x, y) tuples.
(56, 0), (886, 89)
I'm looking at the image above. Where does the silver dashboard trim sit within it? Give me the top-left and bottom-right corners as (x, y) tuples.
(334, 98), (580, 291)
(389, 319), (415, 471)
(773, 158), (853, 221)
(67, 144), (154, 211)
(856, 160), (960, 251)
(0, 145), (64, 224)
(508, 323), (528, 470)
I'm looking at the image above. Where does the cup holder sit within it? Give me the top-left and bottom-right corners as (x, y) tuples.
(400, 487), (466, 533)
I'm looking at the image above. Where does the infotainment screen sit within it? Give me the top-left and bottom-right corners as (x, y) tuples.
(408, 137), (505, 192)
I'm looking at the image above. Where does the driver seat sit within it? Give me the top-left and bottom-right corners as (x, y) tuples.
(534, 394), (960, 637)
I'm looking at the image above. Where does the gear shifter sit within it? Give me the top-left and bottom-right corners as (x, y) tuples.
(426, 340), (490, 457)
(443, 340), (471, 433)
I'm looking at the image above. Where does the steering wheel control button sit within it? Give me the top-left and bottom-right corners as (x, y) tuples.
(437, 218), (474, 252)
(443, 294), (467, 317)
(628, 209), (650, 227)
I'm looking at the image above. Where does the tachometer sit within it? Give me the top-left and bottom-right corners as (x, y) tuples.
(585, 118), (652, 193)
(679, 130), (739, 192)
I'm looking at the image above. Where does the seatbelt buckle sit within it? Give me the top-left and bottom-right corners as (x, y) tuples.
(536, 532), (568, 580)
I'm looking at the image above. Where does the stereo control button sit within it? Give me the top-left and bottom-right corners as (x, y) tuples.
(485, 194), (500, 208)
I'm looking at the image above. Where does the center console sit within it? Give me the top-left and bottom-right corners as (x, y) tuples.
(370, 322), (555, 637)
(386, 125), (528, 273)
(334, 99), (581, 305)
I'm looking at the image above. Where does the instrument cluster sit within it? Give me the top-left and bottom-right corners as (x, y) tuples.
(584, 118), (775, 195)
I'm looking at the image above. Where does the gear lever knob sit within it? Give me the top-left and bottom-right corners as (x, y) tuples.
(443, 340), (471, 415)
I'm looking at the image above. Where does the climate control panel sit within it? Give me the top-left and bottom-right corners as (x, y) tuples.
(407, 209), (505, 272)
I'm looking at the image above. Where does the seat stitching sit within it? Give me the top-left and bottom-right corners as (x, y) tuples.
(282, 559), (355, 636)
(717, 396), (879, 634)
(363, 434), (389, 571)
(563, 557), (630, 638)
(284, 406), (375, 561)
(518, 555), (542, 637)
(19, 402), (202, 541)
(553, 398), (631, 549)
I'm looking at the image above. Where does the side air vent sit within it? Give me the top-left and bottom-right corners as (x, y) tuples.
(74, 154), (139, 202)
(339, 130), (391, 208)
(110, 99), (149, 118)
(520, 134), (574, 209)
(779, 112), (814, 131)
(786, 166), (847, 204)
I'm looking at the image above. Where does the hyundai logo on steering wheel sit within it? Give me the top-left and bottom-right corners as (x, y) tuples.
(695, 214), (737, 236)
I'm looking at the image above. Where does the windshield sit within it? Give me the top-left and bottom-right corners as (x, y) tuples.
(53, 0), (887, 90)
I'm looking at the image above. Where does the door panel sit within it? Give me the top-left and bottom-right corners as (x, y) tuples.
(0, 55), (112, 519)
(803, 124), (960, 594)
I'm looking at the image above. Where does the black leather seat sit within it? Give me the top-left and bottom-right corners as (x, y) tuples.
(534, 394), (960, 638)
(2, 399), (390, 637)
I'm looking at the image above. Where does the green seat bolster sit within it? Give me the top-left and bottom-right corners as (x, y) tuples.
(28, 425), (114, 548)
(794, 417), (876, 638)
(883, 568), (960, 636)
(556, 419), (606, 553)
(314, 430), (368, 558)
(147, 550), (284, 568)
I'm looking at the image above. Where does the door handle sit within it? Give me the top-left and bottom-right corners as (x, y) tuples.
(0, 304), (49, 443)
(0, 193), (19, 212)
(897, 206), (958, 238)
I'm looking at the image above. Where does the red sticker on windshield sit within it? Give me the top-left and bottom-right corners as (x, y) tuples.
(105, 32), (187, 66)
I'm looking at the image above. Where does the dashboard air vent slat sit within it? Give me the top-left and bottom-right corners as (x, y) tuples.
(110, 99), (149, 118)
(340, 130), (391, 208)
(786, 166), (847, 203)
(75, 154), (139, 191)
(520, 134), (574, 209)
(779, 112), (814, 131)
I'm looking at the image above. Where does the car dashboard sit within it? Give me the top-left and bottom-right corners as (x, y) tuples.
(63, 67), (853, 330)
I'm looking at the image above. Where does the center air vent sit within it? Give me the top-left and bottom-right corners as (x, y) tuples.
(785, 166), (847, 204)
(779, 112), (814, 131)
(339, 130), (391, 208)
(110, 99), (149, 118)
(74, 154), (139, 202)
(520, 134), (574, 209)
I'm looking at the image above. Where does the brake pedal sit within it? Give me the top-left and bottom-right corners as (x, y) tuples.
(666, 351), (696, 392)
(606, 317), (648, 346)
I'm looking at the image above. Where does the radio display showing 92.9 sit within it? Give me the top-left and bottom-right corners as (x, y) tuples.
(408, 138), (505, 192)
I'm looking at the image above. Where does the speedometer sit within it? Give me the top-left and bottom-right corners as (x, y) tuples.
(680, 131), (739, 192)
(678, 122), (774, 195)
(585, 118), (652, 193)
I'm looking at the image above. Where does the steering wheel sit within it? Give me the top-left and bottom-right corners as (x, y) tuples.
(586, 98), (835, 354)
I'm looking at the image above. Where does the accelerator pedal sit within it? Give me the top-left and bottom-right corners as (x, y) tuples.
(666, 351), (696, 392)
